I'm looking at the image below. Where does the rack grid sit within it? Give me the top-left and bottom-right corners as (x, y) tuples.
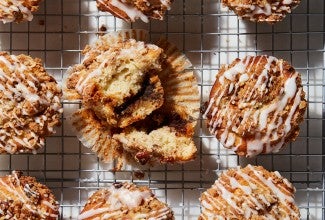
(0, 0), (324, 219)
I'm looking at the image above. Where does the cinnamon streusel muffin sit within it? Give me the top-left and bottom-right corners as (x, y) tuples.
(0, 52), (62, 154)
(79, 182), (174, 220)
(222, 0), (301, 24)
(64, 30), (199, 169)
(0, 0), (42, 23)
(97, 0), (173, 22)
(204, 55), (307, 157)
(0, 171), (59, 219)
(199, 165), (300, 220)
(65, 30), (164, 128)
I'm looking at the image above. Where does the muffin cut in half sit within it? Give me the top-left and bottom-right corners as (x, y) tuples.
(64, 29), (200, 170)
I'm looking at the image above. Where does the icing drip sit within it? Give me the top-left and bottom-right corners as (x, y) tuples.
(229, 0), (299, 22)
(200, 165), (299, 219)
(0, 171), (59, 218)
(204, 55), (305, 157)
(79, 184), (162, 220)
(0, 0), (33, 23)
(0, 53), (62, 153)
(99, 0), (149, 22)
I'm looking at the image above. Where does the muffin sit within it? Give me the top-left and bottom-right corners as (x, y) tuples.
(0, 171), (59, 219)
(78, 182), (174, 220)
(96, 0), (173, 22)
(64, 30), (200, 169)
(0, 0), (42, 23)
(222, 0), (301, 24)
(65, 32), (164, 128)
(204, 55), (307, 157)
(0, 52), (62, 154)
(199, 165), (300, 219)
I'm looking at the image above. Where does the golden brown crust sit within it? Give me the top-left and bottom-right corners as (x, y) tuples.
(0, 171), (59, 219)
(0, 0), (42, 23)
(199, 165), (300, 220)
(222, 0), (301, 24)
(79, 182), (174, 220)
(0, 52), (62, 154)
(96, 0), (173, 22)
(204, 55), (307, 157)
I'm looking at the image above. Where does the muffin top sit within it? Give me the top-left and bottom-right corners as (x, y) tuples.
(199, 165), (300, 219)
(204, 55), (307, 157)
(0, 171), (59, 219)
(0, 0), (42, 23)
(0, 52), (62, 154)
(222, 0), (301, 23)
(79, 182), (174, 220)
(96, 0), (173, 22)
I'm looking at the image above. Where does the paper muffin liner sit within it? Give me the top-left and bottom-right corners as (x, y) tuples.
(156, 38), (200, 133)
(71, 108), (125, 168)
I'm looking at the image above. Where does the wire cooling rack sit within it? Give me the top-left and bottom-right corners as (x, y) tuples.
(0, 0), (324, 219)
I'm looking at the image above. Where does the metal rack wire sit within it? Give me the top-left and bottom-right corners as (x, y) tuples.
(0, 0), (324, 219)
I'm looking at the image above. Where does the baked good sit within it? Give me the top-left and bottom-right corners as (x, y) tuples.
(65, 31), (164, 128)
(222, 0), (301, 24)
(64, 30), (200, 169)
(113, 38), (199, 165)
(96, 0), (173, 22)
(199, 165), (300, 219)
(0, 52), (62, 154)
(78, 182), (174, 220)
(204, 55), (307, 157)
(0, 171), (59, 219)
(0, 0), (42, 23)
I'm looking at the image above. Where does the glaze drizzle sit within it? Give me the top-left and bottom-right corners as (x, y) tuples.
(78, 183), (173, 220)
(0, 0), (33, 23)
(204, 55), (306, 157)
(200, 165), (300, 219)
(0, 53), (62, 154)
(0, 171), (59, 219)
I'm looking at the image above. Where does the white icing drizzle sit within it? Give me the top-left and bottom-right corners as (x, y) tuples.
(200, 166), (299, 219)
(0, 171), (59, 218)
(0, 0), (33, 23)
(0, 53), (62, 153)
(98, 0), (149, 22)
(78, 184), (170, 220)
(204, 55), (304, 157)
(231, 0), (298, 22)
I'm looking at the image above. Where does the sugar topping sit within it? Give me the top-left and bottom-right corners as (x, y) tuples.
(204, 55), (305, 157)
(200, 165), (300, 219)
(0, 0), (33, 23)
(0, 53), (62, 154)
